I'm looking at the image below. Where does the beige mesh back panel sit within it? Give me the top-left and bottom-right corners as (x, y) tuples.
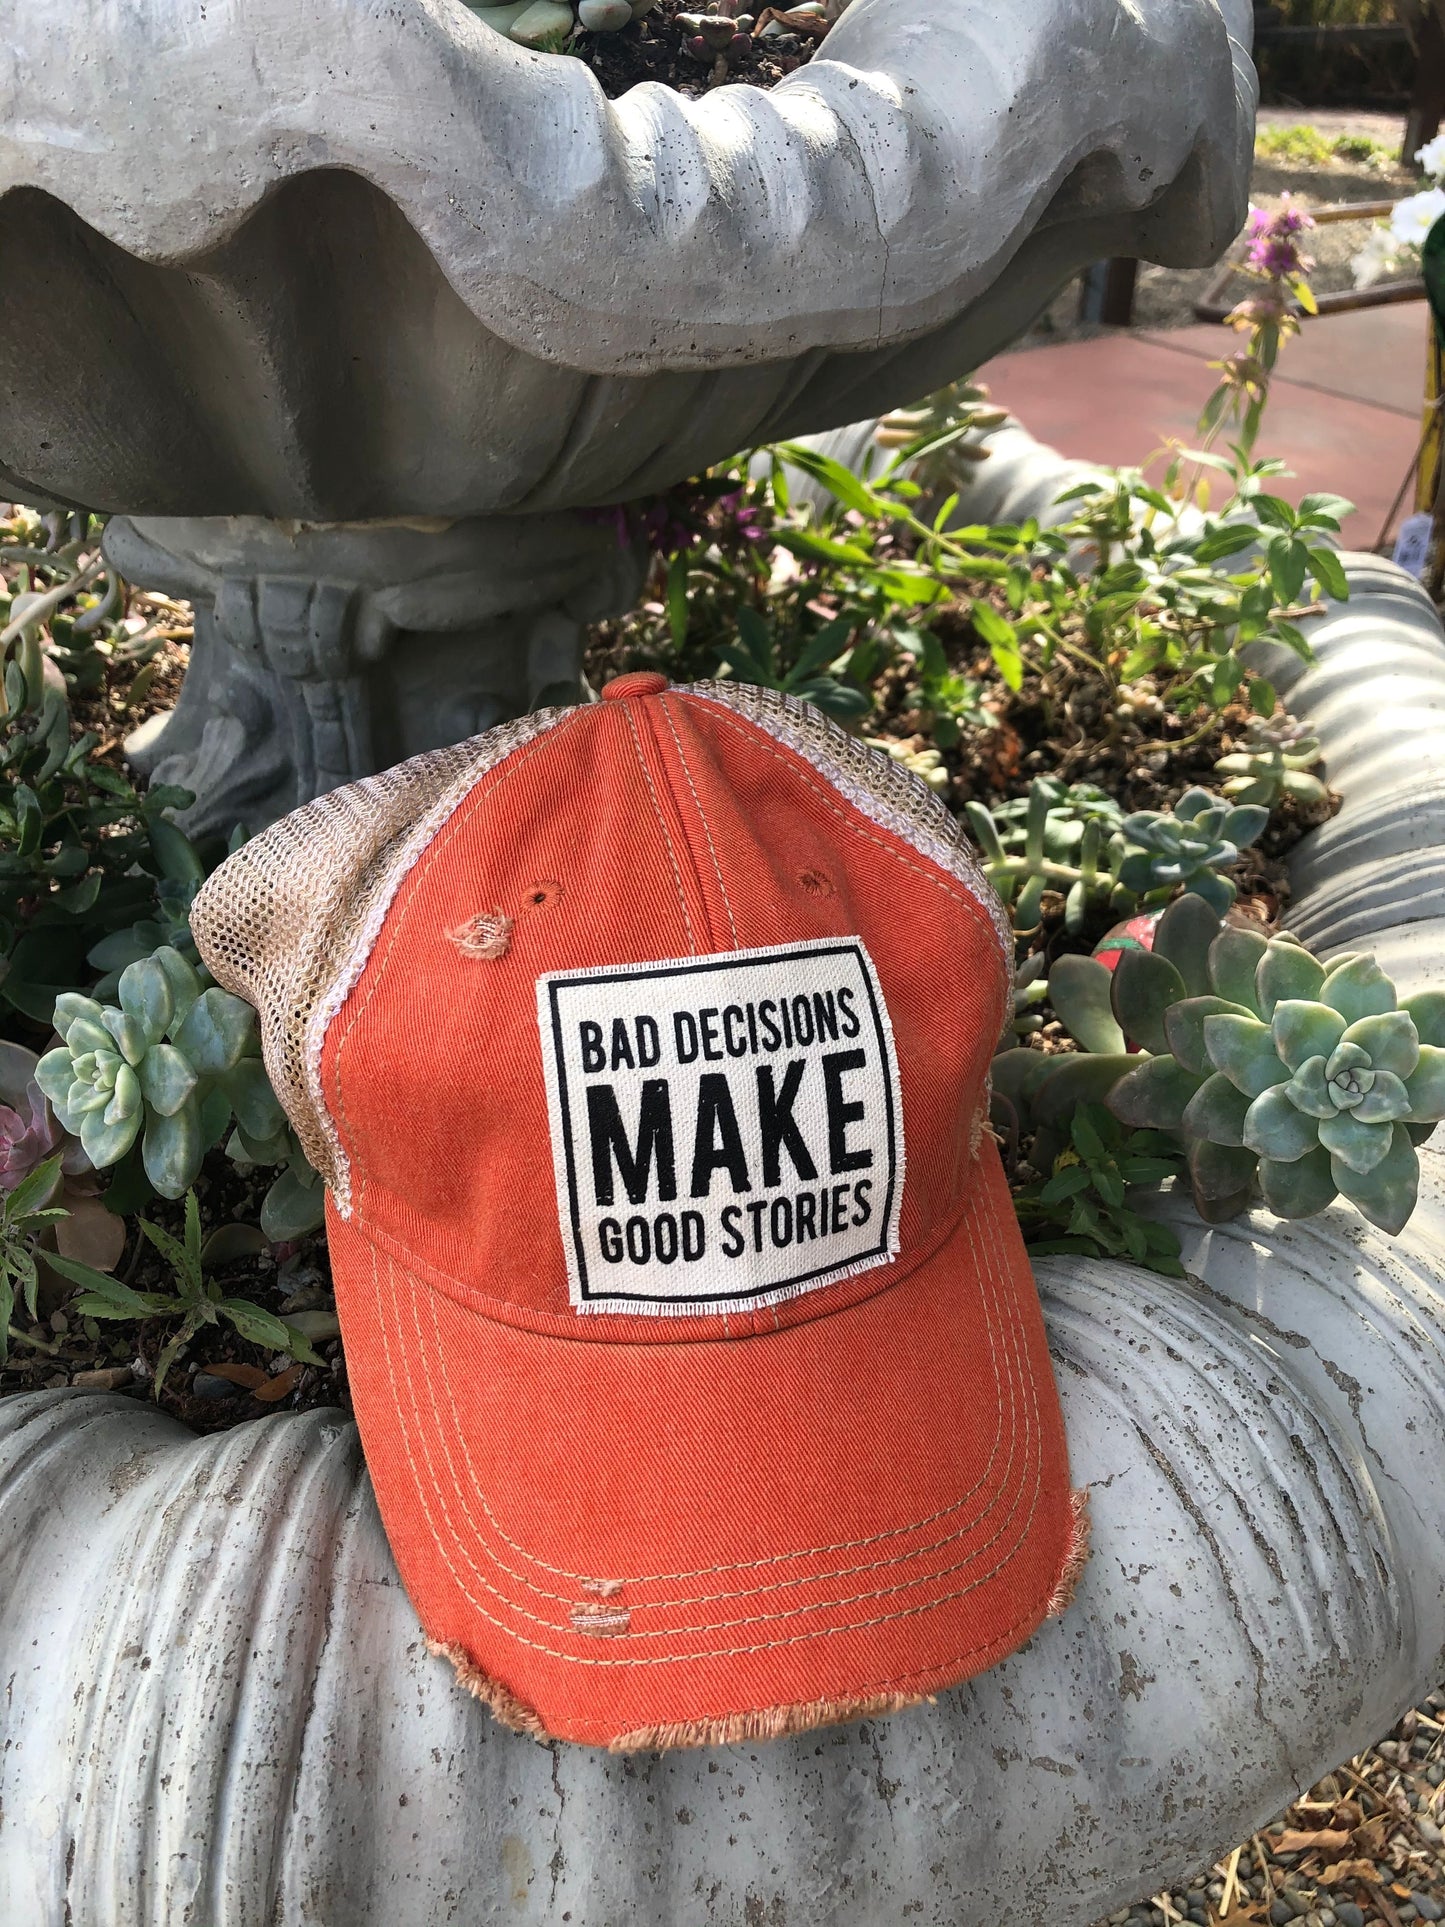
(190, 684), (1008, 1218)
(191, 708), (580, 1211)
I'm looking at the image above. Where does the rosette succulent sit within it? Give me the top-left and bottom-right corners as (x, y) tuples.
(1108, 914), (1445, 1232)
(1116, 787), (1268, 916)
(1213, 715), (1327, 810)
(34, 947), (285, 1199)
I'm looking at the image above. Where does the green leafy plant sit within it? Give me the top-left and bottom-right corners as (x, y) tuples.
(0, 1152), (69, 1363)
(47, 1191), (326, 1399)
(716, 608), (871, 722)
(0, 523), (211, 1022)
(1012, 1103), (1186, 1277)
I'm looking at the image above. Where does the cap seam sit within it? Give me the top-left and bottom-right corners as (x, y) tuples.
(402, 1177), (1036, 1615)
(345, 1129), (975, 1349)
(657, 693), (741, 949)
(620, 700), (703, 957)
(349, 1172), (1036, 1589)
(681, 683), (1012, 1010)
(362, 1176), (1048, 1649)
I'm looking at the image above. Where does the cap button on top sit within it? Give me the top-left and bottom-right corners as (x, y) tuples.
(601, 671), (670, 701)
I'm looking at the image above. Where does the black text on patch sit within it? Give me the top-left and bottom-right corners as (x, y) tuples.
(536, 939), (904, 1314)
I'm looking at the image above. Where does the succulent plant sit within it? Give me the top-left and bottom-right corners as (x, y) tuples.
(967, 778), (1262, 935)
(967, 777), (1128, 934)
(34, 947), (283, 1200)
(1213, 715), (1327, 810)
(1116, 786), (1268, 916)
(1107, 908), (1445, 1233)
(679, 6), (754, 64)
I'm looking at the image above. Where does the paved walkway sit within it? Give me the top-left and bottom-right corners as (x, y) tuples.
(977, 301), (1430, 548)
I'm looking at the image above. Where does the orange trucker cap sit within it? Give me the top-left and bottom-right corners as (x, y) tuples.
(192, 673), (1085, 1750)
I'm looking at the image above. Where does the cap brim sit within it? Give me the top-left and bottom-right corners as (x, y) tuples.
(327, 1148), (1081, 1750)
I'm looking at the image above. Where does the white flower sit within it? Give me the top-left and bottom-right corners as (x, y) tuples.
(1416, 133), (1445, 185)
(1351, 224), (1402, 289)
(1390, 186), (1445, 249)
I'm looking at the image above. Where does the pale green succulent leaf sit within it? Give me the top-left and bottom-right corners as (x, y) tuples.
(79, 1104), (142, 1170)
(101, 1007), (149, 1068)
(219, 1058), (288, 1144)
(1182, 1071), (1253, 1148)
(1271, 999), (1347, 1075)
(1259, 1144), (1337, 1219)
(139, 1043), (200, 1118)
(1402, 989), (1445, 1050)
(154, 947), (205, 1031)
(1207, 925), (1268, 1011)
(117, 956), (175, 1048)
(1320, 954), (1396, 1024)
(1255, 939), (1325, 1017)
(64, 1016), (113, 1058)
(1324, 1040), (1372, 1082)
(173, 987), (256, 1076)
(1341, 1010), (1419, 1079)
(1318, 1108), (1393, 1176)
(53, 993), (106, 1037)
(1242, 1085), (1320, 1161)
(106, 1063), (142, 1124)
(68, 1081), (110, 1118)
(1202, 1013), (1289, 1098)
(1352, 1070), (1411, 1124)
(142, 1096), (204, 1201)
(33, 1048), (75, 1108)
(1331, 1124), (1419, 1234)
(1106, 1055), (1204, 1132)
(1283, 1055), (1337, 1120)
(1164, 996), (1254, 1076)
(1045, 955), (1126, 1056)
(1184, 870), (1237, 916)
(1404, 1044), (1445, 1123)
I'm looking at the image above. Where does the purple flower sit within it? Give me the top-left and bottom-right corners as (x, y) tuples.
(1243, 197), (1315, 281)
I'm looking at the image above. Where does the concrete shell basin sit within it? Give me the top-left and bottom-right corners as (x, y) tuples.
(0, 0), (1253, 518)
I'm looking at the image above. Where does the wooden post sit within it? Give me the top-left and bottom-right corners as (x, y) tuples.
(1076, 257), (1140, 328)
(1402, 0), (1445, 162)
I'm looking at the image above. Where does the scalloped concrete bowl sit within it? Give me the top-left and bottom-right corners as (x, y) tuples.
(0, 0), (1253, 516)
(0, 423), (1443, 1923)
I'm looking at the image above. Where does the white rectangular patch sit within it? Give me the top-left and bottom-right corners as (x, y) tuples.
(536, 938), (905, 1315)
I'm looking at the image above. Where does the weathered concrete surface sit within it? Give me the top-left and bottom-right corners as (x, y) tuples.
(0, 541), (1442, 1925)
(100, 512), (643, 834)
(0, 0), (1254, 516)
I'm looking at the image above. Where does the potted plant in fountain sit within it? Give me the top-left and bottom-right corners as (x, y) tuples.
(12, 3), (1445, 1924)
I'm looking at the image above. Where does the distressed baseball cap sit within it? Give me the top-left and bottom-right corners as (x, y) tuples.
(191, 672), (1086, 1750)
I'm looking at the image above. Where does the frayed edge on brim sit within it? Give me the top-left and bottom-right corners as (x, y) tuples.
(1044, 1486), (1092, 1620)
(609, 1688), (934, 1754)
(427, 1638), (550, 1739)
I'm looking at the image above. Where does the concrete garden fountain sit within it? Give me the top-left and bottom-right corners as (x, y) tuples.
(2, 0), (1253, 831)
(12, 3), (1444, 1923)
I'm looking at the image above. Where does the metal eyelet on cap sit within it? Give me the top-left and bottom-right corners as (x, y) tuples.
(600, 672), (669, 701)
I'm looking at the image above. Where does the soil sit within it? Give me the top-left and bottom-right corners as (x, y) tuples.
(568, 0), (825, 99)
